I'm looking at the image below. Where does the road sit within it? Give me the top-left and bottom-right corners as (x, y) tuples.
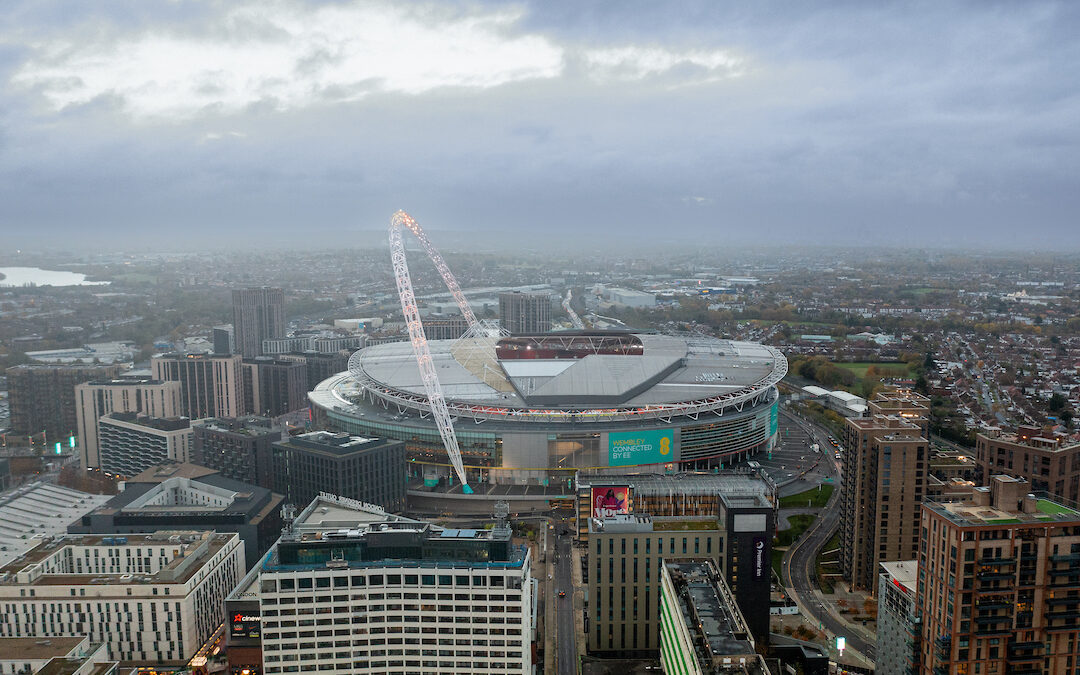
(554, 533), (576, 675)
(780, 410), (877, 663)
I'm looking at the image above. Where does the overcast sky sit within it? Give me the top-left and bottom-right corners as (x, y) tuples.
(1, 1), (1078, 250)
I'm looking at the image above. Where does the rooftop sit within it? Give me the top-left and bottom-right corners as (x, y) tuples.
(274, 431), (398, 457)
(578, 471), (774, 500)
(665, 560), (767, 674)
(880, 560), (918, 594)
(0, 531), (235, 586)
(344, 332), (786, 418)
(0, 636), (87, 660)
(264, 493), (522, 572)
(81, 462), (279, 521)
(0, 483), (111, 569)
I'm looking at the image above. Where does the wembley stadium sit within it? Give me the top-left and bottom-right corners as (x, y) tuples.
(309, 330), (787, 487)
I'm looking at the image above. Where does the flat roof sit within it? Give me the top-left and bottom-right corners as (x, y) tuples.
(880, 560), (918, 593)
(0, 636), (86, 660)
(926, 493), (1080, 527)
(0, 531), (234, 585)
(578, 471), (772, 499)
(0, 483), (112, 569)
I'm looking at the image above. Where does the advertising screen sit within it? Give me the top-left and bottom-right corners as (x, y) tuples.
(608, 428), (674, 466)
(230, 611), (262, 640)
(591, 486), (632, 518)
(769, 400), (779, 436)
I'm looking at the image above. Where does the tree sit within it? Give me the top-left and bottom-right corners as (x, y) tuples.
(1049, 393), (1067, 413)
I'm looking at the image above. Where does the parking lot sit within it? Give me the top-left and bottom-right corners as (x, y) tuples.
(730, 406), (835, 497)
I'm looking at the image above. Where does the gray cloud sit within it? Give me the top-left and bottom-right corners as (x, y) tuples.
(0, 0), (1078, 250)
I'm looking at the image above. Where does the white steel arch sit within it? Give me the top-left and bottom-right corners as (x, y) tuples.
(389, 210), (474, 493)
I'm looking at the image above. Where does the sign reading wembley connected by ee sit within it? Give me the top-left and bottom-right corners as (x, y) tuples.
(608, 429), (674, 466)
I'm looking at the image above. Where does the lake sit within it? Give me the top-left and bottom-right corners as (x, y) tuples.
(0, 267), (109, 287)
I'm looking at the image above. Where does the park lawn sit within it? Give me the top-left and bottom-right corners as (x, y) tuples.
(833, 361), (913, 379)
(779, 484), (835, 509)
(775, 514), (817, 547)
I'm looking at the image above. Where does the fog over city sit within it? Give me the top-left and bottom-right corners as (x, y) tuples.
(1, 1), (1078, 250)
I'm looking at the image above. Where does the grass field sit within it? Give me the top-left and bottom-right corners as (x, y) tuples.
(775, 514), (817, 547)
(833, 361), (913, 379)
(779, 484), (835, 509)
(772, 548), (785, 579)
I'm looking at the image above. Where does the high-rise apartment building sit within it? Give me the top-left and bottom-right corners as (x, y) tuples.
(299, 350), (351, 391)
(191, 416), (282, 489)
(577, 473), (775, 654)
(0, 531), (245, 664)
(498, 291), (551, 334)
(213, 325), (235, 354)
(241, 357), (308, 417)
(660, 560), (769, 675)
(151, 352), (243, 419)
(878, 560), (920, 675)
(223, 493), (535, 675)
(271, 432), (406, 512)
(841, 411), (929, 592)
(75, 377), (182, 469)
(975, 426), (1080, 503)
(422, 315), (471, 340)
(232, 287), (286, 358)
(6, 363), (121, 443)
(919, 475), (1080, 675)
(97, 412), (192, 476)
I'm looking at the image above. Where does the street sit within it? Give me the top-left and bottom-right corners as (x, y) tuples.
(780, 410), (878, 663)
(554, 533), (577, 675)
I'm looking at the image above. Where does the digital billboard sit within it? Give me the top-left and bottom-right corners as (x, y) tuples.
(592, 486), (632, 518)
(230, 611), (262, 640)
(608, 428), (674, 466)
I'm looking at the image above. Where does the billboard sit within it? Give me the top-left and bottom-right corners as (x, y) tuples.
(230, 611), (262, 640)
(769, 400), (779, 436)
(592, 486), (632, 518)
(608, 428), (674, 466)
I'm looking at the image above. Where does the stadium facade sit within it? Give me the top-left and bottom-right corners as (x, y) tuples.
(309, 331), (786, 487)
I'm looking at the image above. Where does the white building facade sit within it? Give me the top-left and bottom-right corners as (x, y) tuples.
(0, 531), (244, 663)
